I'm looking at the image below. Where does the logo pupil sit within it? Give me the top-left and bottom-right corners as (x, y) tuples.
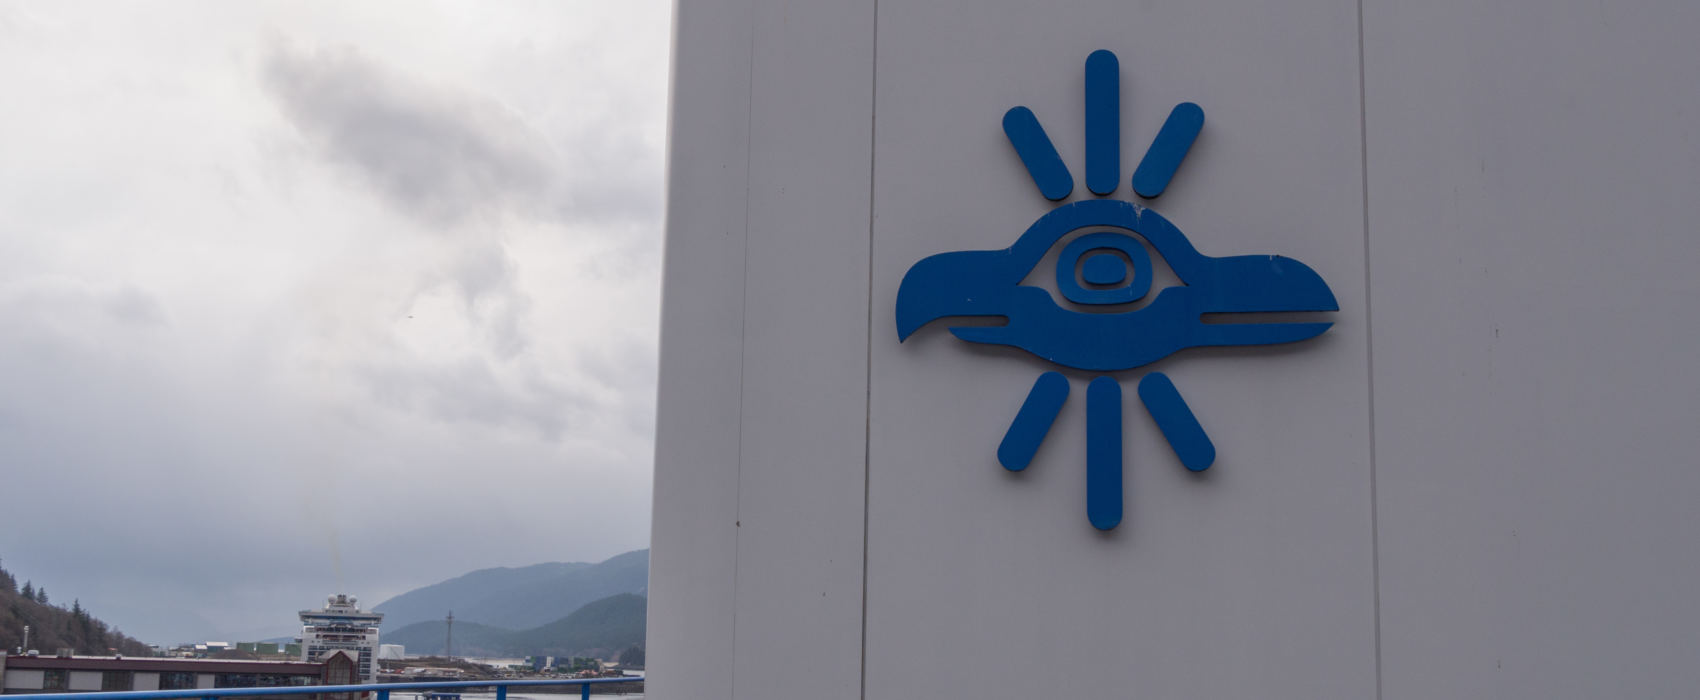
(1081, 252), (1127, 286)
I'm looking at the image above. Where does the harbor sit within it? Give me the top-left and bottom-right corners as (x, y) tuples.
(2, 581), (642, 699)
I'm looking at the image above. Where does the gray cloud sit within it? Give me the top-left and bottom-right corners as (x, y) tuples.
(428, 243), (531, 359)
(358, 356), (579, 441)
(264, 45), (554, 226)
(0, 2), (666, 646)
(0, 278), (168, 332)
(103, 285), (168, 326)
(262, 43), (659, 230)
(260, 44), (661, 442)
(263, 48), (605, 439)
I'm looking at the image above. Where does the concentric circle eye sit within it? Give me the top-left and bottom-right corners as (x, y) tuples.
(1056, 231), (1152, 305)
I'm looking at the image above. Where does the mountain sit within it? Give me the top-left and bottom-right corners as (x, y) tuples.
(507, 593), (645, 657)
(382, 593), (646, 659)
(373, 550), (648, 631)
(382, 618), (516, 658)
(0, 560), (152, 655)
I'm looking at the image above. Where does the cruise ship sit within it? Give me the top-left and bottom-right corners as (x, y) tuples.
(296, 595), (381, 684)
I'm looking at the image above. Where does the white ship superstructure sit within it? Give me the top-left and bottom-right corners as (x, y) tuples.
(297, 594), (383, 683)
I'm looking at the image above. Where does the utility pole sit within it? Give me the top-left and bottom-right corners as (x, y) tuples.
(444, 611), (453, 661)
(22, 625), (29, 653)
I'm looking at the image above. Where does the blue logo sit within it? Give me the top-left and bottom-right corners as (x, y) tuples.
(895, 50), (1338, 531)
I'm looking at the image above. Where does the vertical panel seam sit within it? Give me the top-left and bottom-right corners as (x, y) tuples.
(1356, 0), (1383, 698)
(730, 1), (756, 696)
(860, 1), (880, 698)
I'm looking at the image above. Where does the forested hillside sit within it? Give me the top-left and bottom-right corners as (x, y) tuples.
(383, 593), (645, 659)
(505, 593), (645, 657)
(373, 550), (647, 631)
(0, 559), (153, 655)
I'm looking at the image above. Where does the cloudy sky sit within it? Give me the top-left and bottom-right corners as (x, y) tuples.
(0, 1), (670, 645)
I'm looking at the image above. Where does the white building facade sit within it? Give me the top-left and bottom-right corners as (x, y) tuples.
(297, 595), (382, 684)
(647, 1), (1700, 698)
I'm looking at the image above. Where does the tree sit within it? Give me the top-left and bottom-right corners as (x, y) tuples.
(617, 645), (644, 667)
(35, 586), (48, 605)
(21, 581), (34, 600)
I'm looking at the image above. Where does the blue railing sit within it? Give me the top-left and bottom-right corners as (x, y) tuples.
(11, 678), (644, 700)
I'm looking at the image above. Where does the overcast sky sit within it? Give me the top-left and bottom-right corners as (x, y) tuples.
(0, 1), (670, 645)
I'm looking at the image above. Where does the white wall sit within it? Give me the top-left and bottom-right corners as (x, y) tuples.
(67, 671), (100, 691)
(1364, 1), (1700, 696)
(866, 1), (1373, 698)
(134, 672), (159, 691)
(3, 669), (44, 690)
(646, 1), (873, 698)
(651, 1), (1700, 698)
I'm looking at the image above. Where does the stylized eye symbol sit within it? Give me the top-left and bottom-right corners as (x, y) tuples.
(895, 49), (1339, 533)
(1054, 231), (1155, 306)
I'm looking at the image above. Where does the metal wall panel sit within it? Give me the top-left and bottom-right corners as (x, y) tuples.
(656, 1), (1700, 697)
(134, 673), (159, 692)
(1364, 2), (1700, 697)
(731, 0), (875, 698)
(4, 670), (45, 690)
(68, 672), (100, 692)
(653, 1), (875, 699)
(865, 1), (1374, 697)
(646, 1), (754, 697)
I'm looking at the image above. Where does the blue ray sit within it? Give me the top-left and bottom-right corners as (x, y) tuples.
(998, 372), (1070, 472)
(1132, 102), (1204, 199)
(1137, 372), (1215, 471)
(1003, 106), (1074, 201)
(1084, 50), (1120, 196)
(1086, 376), (1123, 531)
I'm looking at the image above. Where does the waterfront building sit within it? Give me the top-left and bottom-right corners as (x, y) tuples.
(296, 595), (381, 684)
(0, 653), (334, 695)
(649, 0), (1700, 697)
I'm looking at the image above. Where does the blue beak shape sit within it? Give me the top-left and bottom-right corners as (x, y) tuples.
(896, 200), (1337, 372)
(896, 249), (1028, 342)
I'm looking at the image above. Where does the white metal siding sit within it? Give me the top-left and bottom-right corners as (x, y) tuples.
(655, 1), (1700, 698)
(133, 672), (160, 691)
(3, 669), (44, 690)
(67, 671), (100, 691)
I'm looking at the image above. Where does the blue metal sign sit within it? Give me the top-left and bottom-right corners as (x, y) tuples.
(896, 50), (1338, 531)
